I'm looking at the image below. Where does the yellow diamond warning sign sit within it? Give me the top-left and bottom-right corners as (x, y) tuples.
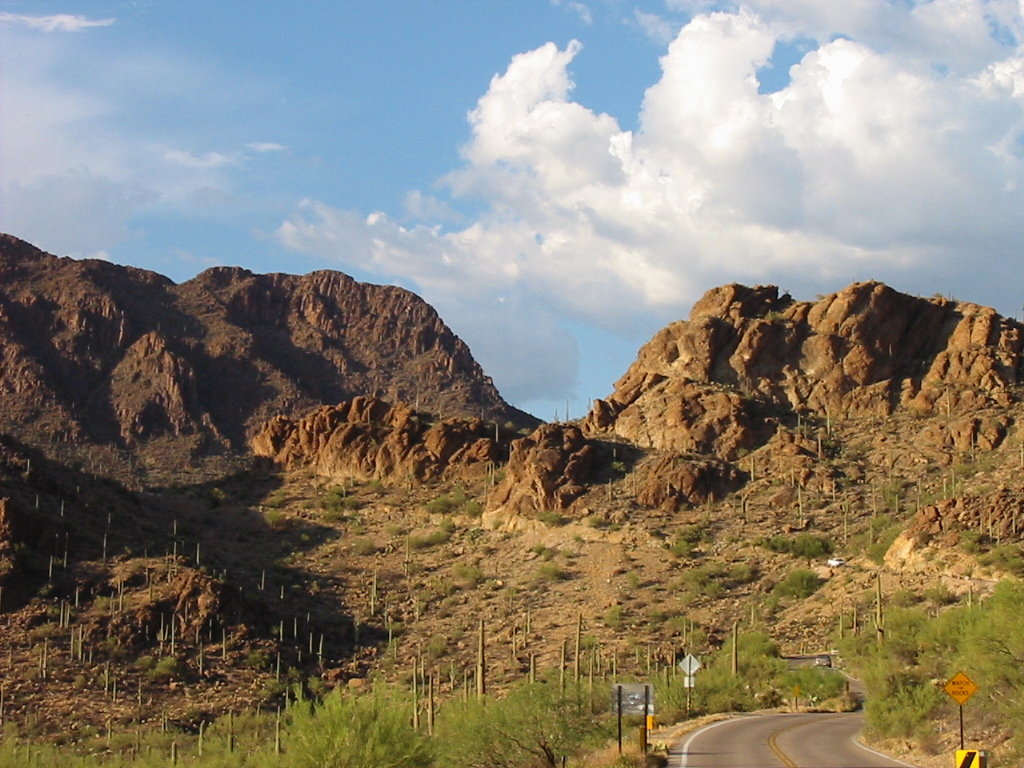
(944, 672), (978, 705)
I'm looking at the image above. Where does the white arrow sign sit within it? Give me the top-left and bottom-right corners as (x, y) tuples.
(679, 653), (702, 675)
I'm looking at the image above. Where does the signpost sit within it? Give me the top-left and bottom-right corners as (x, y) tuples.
(611, 683), (654, 755)
(678, 654), (701, 715)
(943, 671), (978, 751)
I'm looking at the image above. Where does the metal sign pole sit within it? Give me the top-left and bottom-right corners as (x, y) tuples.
(642, 685), (649, 754)
(959, 704), (964, 750)
(617, 685), (623, 754)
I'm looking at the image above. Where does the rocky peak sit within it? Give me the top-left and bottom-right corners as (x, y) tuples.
(585, 282), (1023, 457)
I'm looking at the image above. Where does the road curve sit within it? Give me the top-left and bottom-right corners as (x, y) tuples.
(669, 712), (920, 768)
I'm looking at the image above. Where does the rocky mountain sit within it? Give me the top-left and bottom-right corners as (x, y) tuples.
(0, 234), (533, 482)
(584, 281), (1022, 459)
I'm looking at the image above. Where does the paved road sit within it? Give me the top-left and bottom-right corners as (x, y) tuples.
(670, 712), (919, 768)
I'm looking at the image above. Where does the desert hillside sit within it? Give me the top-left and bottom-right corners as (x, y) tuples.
(0, 242), (1022, 763)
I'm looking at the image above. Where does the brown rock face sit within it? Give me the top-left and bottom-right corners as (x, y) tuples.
(634, 456), (745, 510)
(251, 397), (500, 483)
(585, 282), (1023, 455)
(487, 424), (597, 517)
(0, 497), (19, 594)
(906, 486), (1024, 546)
(0, 235), (533, 478)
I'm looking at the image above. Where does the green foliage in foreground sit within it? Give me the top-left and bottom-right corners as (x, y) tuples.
(841, 580), (1024, 765)
(434, 681), (609, 768)
(0, 631), (850, 768)
(287, 687), (432, 768)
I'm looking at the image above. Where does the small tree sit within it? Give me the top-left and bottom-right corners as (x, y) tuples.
(434, 681), (606, 768)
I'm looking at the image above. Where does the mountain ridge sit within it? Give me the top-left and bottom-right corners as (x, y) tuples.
(0, 234), (535, 483)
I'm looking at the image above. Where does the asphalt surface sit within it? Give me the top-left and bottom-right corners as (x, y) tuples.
(670, 712), (920, 768)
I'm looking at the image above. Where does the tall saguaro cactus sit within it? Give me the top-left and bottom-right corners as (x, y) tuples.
(476, 618), (486, 699)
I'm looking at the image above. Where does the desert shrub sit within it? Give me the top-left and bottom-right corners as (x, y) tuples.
(726, 562), (759, 585)
(435, 680), (608, 768)
(667, 525), (706, 558)
(321, 486), (362, 520)
(244, 650), (270, 669)
(426, 634), (448, 659)
(408, 529), (452, 549)
(146, 656), (185, 683)
(453, 564), (484, 587)
(425, 495), (459, 515)
(286, 685), (432, 768)
(681, 563), (728, 598)
(536, 509), (569, 527)
(533, 563), (569, 584)
(351, 538), (379, 556)
(977, 543), (1024, 576)
(761, 533), (833, 560)
(773, 569), (822, 599)
(603, 605), (625, 629)
(866, 517), (902, 563)
(264, 508), (288, 530)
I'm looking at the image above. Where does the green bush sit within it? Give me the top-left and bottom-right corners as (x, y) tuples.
(773, 569), (822, 599)
(761, 533), (833, 560)
(977, 543), (1024, 576)
(603, 605), (625, 629)
(533, 563), (569, 584)
(146, 656), (185, 683)
(536, 509), (568, 527)
(453, 564), (484, 587)
(668, 525), (707, 558)
(351, 537), (379, 556)
(408, 529), (452, 549)
(286, 686), (433, 768)
(425, 495), (460, 515)
(434, 681), (608, 768)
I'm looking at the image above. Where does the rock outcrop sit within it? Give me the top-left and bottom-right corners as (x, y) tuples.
(905, 486), (1024, 547)
(585, 282), (1023, 456)
(0, 235), (534, 479)
(251, 397), (500, 482)
(486, 424), (597, 518)
(634, 456), (745, 510)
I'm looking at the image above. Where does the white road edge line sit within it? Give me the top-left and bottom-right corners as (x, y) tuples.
(676, 715), (760, 768)
(851, 735), (920, 768)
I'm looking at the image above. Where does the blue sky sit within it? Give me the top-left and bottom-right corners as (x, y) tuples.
(3, 1), (1024, 421)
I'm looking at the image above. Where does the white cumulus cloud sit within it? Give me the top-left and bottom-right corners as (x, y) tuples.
(0, 12), (115, 33)
(277, 3), (1024, 410)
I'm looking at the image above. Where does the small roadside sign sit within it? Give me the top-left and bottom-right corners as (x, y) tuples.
(611, 683), (654, 715)
(955, 749), (987, 768)
(678, 653), (702, 675)
(682, 674), (695, 689)
(944, 672), (978, 705)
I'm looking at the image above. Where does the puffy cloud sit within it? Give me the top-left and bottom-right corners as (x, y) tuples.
(163, 149), (241, 169)
(634, 10), (677, 45)
(246, 142), (287, 153)
(0, 13), (115, 33)
(278, 4), (1024, 410)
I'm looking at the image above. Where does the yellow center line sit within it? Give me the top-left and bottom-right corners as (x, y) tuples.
(767, 715), (846, 768)
(767, 723), (799, 768)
